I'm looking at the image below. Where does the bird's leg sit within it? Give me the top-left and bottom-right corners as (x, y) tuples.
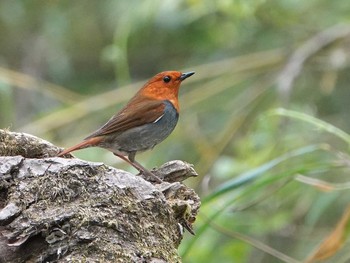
(113, 153), (139, 171)
(113, 152), (162, 183)
(128, 152), (163, 183)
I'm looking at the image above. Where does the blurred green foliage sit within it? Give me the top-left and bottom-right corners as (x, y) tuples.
(1, 0), (350, 262)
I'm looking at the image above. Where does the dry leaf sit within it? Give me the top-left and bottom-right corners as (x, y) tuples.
(295, 175), (335, 192)
(305, 204), (350, 262)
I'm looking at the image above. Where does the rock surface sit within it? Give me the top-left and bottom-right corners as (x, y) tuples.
(0, 130), (200, 263)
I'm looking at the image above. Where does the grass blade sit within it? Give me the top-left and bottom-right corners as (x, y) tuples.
(268, 108), (350, 145)
(203, 144), (325, 203)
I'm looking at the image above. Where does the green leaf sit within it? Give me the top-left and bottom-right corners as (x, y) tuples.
(203, 144), (325, 203)
(268, 108), (350, 145)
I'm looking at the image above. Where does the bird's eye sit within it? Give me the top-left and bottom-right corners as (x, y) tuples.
(163, 76), (171, 83)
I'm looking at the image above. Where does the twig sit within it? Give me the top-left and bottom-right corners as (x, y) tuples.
(276, 24), (350, 101)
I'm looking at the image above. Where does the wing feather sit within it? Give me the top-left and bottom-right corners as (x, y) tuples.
(85, 97), (166, 139)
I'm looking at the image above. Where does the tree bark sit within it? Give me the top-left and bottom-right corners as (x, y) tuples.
(0, 129), (200, 263)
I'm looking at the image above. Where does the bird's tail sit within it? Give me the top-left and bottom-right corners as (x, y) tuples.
(57, 136), (103, 157)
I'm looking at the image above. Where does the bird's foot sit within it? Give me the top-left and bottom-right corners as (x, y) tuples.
(140, 169), (163, 184)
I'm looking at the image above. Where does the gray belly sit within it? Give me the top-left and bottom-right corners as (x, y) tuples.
(99, 100), (179, 154)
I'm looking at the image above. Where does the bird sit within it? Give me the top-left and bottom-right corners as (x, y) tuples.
(57, 70), (195, 183)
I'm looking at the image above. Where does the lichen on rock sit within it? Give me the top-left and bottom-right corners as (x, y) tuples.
(0, 129), (200, 262)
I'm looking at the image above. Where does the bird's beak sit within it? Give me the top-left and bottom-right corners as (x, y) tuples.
(180, 71), (195, 81)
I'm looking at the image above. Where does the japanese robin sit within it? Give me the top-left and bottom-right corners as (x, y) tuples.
(57, 71), (195, 183)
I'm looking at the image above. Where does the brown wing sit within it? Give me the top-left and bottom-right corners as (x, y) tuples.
(85, 97), (166, 139)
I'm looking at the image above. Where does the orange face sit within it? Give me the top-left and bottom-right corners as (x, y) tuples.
(142, 71), (184, 96)
(139, 71), (194, 111)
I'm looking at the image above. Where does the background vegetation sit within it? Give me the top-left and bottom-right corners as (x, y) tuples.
(1, 1), (350, 262)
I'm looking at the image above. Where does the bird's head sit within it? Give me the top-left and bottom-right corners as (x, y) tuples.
(139, 71), (195, 111)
